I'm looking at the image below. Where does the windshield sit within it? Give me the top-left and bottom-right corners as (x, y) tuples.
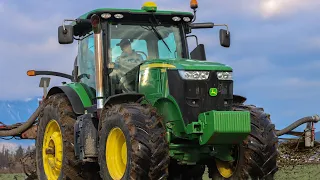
(109, 23), (184, 63)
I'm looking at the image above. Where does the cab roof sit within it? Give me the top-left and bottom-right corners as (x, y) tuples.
(77, 8), (194, 20)
(72, 7), (194, 36)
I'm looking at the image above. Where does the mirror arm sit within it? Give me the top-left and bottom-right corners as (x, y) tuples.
(191, 9), (197, 23)
(62, 19), (76, 32)
(190, 22), (214, 29)
(30, 70), (74, 81)
(190, 23), (229, 33)
(214, 24), (229, 34)
(186, 35), (199, 46)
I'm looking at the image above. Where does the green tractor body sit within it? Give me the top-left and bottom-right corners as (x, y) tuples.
(32, 2), (278, 179)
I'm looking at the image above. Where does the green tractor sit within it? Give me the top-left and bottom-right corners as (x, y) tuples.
(29, 1), (279, 179)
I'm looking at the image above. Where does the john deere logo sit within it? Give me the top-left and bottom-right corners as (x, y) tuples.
(209, 88), (218, 96)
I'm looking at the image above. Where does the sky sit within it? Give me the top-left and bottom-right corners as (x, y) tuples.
(0, 0), (319, 144)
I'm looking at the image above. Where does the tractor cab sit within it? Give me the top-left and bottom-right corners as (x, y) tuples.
(58, 1), (230, 110)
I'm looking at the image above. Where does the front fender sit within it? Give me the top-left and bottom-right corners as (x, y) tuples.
(153, 96), (185, 138)
(47, 83), (93, 114)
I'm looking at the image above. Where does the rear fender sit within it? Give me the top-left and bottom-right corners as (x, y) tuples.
(233, 95), (247, 104)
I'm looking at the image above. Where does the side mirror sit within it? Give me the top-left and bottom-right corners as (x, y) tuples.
(219, 29), (230, 47)
(190, 44), (206, 61)
(58, 25), (74, 44)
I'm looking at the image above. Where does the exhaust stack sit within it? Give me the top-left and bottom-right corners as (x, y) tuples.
(91, 14), (104, 113)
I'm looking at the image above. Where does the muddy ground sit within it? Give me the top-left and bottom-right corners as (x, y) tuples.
(15, 140), (320, 179)
(273, 140), (320, 179)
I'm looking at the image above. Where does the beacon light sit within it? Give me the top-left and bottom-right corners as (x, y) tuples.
(141, 1), (157, 12)
(190, 0), (198, 10)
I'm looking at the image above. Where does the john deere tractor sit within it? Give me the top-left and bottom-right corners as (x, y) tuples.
(29, 1), (279, 180)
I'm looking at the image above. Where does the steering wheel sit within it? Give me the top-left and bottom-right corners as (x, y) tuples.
(136, 51), (148, 60)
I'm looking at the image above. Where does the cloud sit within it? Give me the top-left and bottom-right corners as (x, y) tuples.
(168, 0), (319, 22)
(237, 75), (320, 100)
(258, 0), (320, 19)
(0, 3), (77, 100)
(298, 60), (320, 70)
(212, 56), (277, 77)
(0, 35), (76, 100)
(305, 36), (320, 50)
(24, 98), (33, 102)
(207, 53), (320, 101)
(0, 2), (3, 13)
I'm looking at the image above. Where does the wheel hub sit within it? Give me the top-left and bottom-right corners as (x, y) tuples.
(106, 127), (127, 180)
(215, 159), (234, 178)
(42, 120), (63, 180)
(215, 145), (240, 178)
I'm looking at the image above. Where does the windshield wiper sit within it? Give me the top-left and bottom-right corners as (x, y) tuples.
(148, 15), (172, 53)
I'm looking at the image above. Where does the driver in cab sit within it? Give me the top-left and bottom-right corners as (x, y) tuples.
(114, 39), (144, 74)
(110, 39), (144, 91)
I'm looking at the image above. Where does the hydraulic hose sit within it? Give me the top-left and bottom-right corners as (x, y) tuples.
(0, 103), (45, 137)
(275, 115), (320, 136)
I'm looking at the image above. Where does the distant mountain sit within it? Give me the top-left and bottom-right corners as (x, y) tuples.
(315, 131), (320, 141)
(0, 97), (40, 124)
(278, 131), (320, 142)
(0, 97), (40, 150)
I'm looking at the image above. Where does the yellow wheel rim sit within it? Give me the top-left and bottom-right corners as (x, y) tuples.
(42, 120), (63, 180)
(215, 159), (234, 178)
(106, 127), (127, 180)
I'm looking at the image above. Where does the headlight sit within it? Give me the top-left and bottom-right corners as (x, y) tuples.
(178, 70), (210, 80)
(217, 72), (232, 80)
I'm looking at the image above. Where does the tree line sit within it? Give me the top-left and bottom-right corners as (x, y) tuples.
(0, 145), (35, 173)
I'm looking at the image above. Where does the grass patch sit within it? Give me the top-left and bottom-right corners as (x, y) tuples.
(0, 173), (27, 180)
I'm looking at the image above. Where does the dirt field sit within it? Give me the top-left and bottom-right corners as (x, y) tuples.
(2, 139), (319, 179)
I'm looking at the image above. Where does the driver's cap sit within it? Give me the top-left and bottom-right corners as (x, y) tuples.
(116, 39), (131, 47)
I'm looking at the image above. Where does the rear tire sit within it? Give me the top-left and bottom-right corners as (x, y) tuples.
(98, 102), (170, 180)
(208, 104), (279, 180)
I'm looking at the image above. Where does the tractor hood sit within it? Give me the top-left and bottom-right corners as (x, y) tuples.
(141, 58), (233, 71)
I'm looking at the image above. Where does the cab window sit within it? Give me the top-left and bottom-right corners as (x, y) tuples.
(77, 33), (96, 89)
(110, 39), (148, 62)
(158, 32), (180, 59)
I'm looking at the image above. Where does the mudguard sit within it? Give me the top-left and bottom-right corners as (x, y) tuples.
(233, 95), (247, 104)
(47, 83), (93, 114)
(104, 93), (145, 107)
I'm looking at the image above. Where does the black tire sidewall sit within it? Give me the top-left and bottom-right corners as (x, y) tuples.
(98, 112), (132, 180)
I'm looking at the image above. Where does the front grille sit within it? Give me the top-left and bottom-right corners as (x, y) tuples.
(167, 70), (233, 125)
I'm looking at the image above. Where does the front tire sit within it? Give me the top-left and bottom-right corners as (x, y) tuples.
(98, 103), (170, 180)
(36, 93), (85, 180)
(209, 104), (279, 180)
